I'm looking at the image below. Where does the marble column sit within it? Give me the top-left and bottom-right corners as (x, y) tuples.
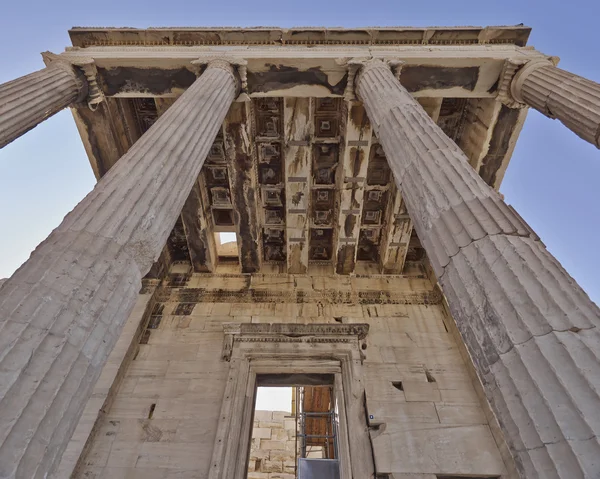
(0, 62), (87, 149)
(356, 58), (600, 478)
(0, 60), (238, 478)
(511, 60), (600, 148)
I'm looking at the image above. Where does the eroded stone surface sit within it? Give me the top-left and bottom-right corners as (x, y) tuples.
(356, 58), (600, 478)
(513, 62), (600, 148)
(0, 63), (85, 148)
(0, 62), (237, 478)
(70, 273), (507, 478)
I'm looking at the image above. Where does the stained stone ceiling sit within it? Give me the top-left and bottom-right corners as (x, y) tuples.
(67, 26), (531, 277)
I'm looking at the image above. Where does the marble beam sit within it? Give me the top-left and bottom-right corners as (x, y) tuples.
(0, 62), (87, 149)
(283, 98), (312, 274)
(335, 102), (372, 274)
(512, 60), (600, 149)
(356, 58), (600, 478)
(0, 60), (238, 478)
(224, 101), (261, 273)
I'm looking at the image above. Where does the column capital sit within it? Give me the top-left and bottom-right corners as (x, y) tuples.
(41, 52), (108, 110)
(341, 57), (404, 101)
(0, 56), (91, 148)
(41, 51), (89, 104)
(510, 57), (556, 104)
(497, 57), (557, 108)
(191, 57), (247, 99)
(70, 58), (105, 110)
(507, 57), (600, 148)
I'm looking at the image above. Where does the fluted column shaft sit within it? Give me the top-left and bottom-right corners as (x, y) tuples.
(357, 59), (600, 478)
(0, 62), (238, 478)
(513, 61), (600, 148)
(0, 63), (87, 148)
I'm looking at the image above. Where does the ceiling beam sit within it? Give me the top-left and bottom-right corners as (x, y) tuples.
(181, 180), (216, 273)
(478, 105), (528, 189)
(70, 97), (132, 179)
(335, 102), (373, 274)
(376, 96), (453, 274)
(457, 98), (502, 174)
(224, 101), (261, 273)
(154, 97), (177, 116)
(416, 97), (443, 123)
(379, 185), (413, 274)
(283, 98), (312, 274)
(155, 96), (215, 273)
(455, 98), (527, 189)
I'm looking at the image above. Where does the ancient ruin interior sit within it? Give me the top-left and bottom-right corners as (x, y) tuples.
(1, 25), (600, 479)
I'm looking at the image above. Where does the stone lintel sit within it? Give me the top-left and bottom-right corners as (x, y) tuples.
(56, 46), (549, 99)
(224, 101), (261, 273)
(284, 97), (312, 274)
(335, 101), (372, 274)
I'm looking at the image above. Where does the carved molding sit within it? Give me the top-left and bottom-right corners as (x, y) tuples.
(191, 57), (247, 99)
(209, 342), (372, 478)
(496, 58), (528, 108)
(510, 57), (556, 104)
(41, 51), (88, 104)
(162, 286), (442, 306)
(41, 51), (104, 110)
(71, 58), (105, 110)
(342, 57), (405, 101)
(498, 56), (559, 108)
(222, 322), (369, 361)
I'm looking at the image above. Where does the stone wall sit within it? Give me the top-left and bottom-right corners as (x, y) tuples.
(67, 272), (512, 478)
(248, 410), (296, 479)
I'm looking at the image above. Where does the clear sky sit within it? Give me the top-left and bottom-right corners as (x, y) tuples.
(0, 0), (599, 304)
(256, 387), (293, 412)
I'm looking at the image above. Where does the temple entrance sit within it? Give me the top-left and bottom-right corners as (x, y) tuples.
(246, 375), (340, 479)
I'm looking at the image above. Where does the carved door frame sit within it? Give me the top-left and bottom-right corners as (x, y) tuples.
(208, 323), (374, 479)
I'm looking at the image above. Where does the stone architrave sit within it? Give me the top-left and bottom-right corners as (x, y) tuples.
(355, 58), (600, 478)
(0, 62), (87, 149)
(511, 60), (600, 149)
(0, 60), (238, 478)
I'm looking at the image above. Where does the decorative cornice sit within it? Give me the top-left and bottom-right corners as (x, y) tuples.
(68, 26), (532, 48)
(221, 322), (369, 361)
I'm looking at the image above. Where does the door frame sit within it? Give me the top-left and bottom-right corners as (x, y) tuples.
(208, 322), (373, 479)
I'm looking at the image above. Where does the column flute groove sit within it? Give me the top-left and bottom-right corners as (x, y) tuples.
(0, 63), (87, 149)
(0, 61), (238, 478)
(511, 61), (600, 148)
(356, 58), (600, 478)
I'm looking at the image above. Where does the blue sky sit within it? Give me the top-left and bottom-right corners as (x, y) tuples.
(0, 0), (598, 304)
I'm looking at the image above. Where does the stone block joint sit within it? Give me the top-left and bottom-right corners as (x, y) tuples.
(355, 57), (600, 478)
(0, 61), (237, 478)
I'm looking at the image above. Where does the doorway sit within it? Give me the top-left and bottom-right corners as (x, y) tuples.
(246, 375), (340, 479)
